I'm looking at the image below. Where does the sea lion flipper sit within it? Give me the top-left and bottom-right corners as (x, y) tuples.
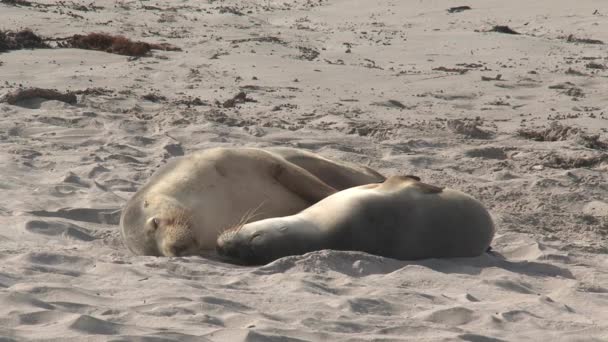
(381, 175), (419, 187)
(272, 163), (338, 204)
(413, 182), (444, 194)
(403, 174), (420, 182)
(381, 175), (443, 194)
(268, 147), (386, 189)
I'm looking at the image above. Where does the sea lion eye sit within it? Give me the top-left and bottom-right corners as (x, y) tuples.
(150, 217), (159, 230)
(250, 233), (261, 243)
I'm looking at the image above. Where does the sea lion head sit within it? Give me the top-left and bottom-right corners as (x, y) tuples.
(120, 194), (200, 257)
(216, 223), (260, 264)
(216, 216), (317, 265)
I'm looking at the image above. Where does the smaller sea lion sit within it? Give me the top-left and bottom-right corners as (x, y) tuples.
(216, 176), (495, 265)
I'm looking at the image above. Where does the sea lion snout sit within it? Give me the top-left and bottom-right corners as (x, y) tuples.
(216, 232), (258, 262)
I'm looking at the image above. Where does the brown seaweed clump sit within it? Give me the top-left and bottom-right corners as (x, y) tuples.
(1, 88), (77, 105)
(59, 33), (182, 57)
(63, 33), (151, 56)
(0, 29), (49, 52)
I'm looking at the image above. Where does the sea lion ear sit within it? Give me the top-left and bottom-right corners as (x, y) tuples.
(145, 217), (159, 234)
(381, 175), (443, 194)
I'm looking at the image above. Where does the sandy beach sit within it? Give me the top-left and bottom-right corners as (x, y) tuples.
(1, 0), (607, 340)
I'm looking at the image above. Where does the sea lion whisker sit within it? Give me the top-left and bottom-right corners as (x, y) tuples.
(218, 200), (267, 237)
(243, 201), (266, 225)
(236, 201), (267, 233)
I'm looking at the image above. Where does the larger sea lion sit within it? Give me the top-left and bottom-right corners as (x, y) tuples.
(120, 147), (385, 256)
(216, 176), (495, 265)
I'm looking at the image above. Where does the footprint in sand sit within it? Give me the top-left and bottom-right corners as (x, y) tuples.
(27, 208), (121, 225)
(24, 220), (96, 241)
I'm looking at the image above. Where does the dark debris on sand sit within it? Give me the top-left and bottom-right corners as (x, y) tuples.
(72, 87), (114, 96)
(544, 153), (608, 169)
(0, 30), (180, 57)
(565, 34), (604, 45)
(58, 33), (181, 57)
(217, 6), (244, 16)
(1, 0), (36, 7)
(447, 6), (471, 13)
(1, 87), (77, 105)
(221, 92), (257, 108)
(433, 66), (469, 74)
(517, 122), (581, 142)
(142, 93), (167, 103)
(59, 33), (149, 56)
(447, 119), (493, 139)
(488, 25), (520, 35)
(0, 29), (49, 52)
(1, 0), (101, 10)
(586, 62), (607, 70)
(173, 97), (208, 107)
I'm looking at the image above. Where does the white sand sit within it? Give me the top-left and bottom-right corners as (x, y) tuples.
(1, 0), (608, 340)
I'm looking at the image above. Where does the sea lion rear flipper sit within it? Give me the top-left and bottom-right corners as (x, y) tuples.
(269, 148), (386, 189)
(381, 175), (443, 194)
(403, 174), (420, 181)
(414, 182), (443, 194)
(272, 163), (338, 204)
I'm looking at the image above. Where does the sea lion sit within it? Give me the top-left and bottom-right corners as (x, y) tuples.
(216, 176), (495, 265)
(120, 147), (385, 257)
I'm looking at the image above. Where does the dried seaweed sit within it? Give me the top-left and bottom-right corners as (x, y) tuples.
(517, 122), (580, 142)
(231, 36), (287, 45)
(1, 0), (36, 7)
(217, 6), (243, 16)
(58, 33), (181, 56)
(447, 6), (471, 13)
(433, 66), (468, 74)
(447, 119), (493, 139)
(544, 154), (608, 169)
(222, 92), (256, 108)
(518, 122), (607, 150)
(0, 29), (49, 52)
(142, 93), (167, 103)
(566, 35), (604, 45)
(60, 33), (150, 56)
(297, 46), (319, 61)
(586, 62), (606, 70)
(1, 88), (77, 105)
(488, 26), (520, 35)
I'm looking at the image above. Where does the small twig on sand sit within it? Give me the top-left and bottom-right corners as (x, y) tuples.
(565, 34), (604, 45)
(221, 92), (256, 108)
(447, 6), (471, 13)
